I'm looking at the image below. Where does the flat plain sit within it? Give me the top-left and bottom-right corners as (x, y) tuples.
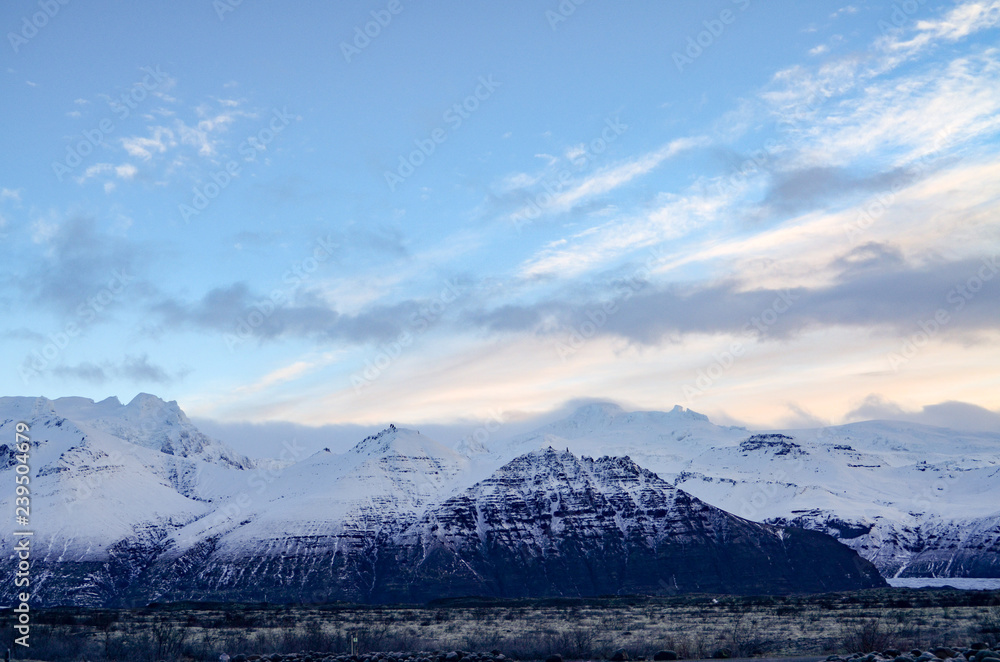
(2, 589), (999, 662)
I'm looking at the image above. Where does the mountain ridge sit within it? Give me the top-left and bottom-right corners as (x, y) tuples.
(1, 393), (994, 607)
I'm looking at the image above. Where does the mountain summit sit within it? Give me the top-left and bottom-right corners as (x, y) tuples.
(2, 394), (994, 606)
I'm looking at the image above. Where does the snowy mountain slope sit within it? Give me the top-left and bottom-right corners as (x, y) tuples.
(0, 402), (477, 606)
(176, 428), (456, 539)
(165, 424), (469, 552)
(0, 396), (238, 605)
(58, 446), (885, 605)
(45, 393), (253, 469)
(479, 403), (1000, 579)
(113, 425), (473, 604)
(377, 447), (885, 601)
(0, 393), (991, 607)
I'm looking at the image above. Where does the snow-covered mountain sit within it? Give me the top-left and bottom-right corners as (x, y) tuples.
(0, 395), (253, 605)
(379, 448), (884, 601)
(146, 425), (471, 604)
(0, 394), (989, 607)
(482, 402), (1000, 580)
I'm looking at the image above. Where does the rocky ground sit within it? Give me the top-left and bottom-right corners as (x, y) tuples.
(826, 643), (1000, 662)
(179, 642), (1000, 662)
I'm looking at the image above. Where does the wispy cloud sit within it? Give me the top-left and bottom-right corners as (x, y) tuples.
(233, 360), (321, 396)
(121, 126), (176, 160)
(845, 395), (1000, 432)
(483, 135), (708, 229)
(801, 52), (1000, 168)
(115, 163), (138, 180)
(474, 250), (1000, 347)
(518, 180), (735, 280)
(51, 354), (179, 385)
(16, 215), (148, 315)
(151, 282), (463, 346)
(879, 0), (1000, 61)
(537, 137), (708, 215)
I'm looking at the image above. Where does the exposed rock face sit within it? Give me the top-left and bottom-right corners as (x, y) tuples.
(373, 449), (885, 601)
(0, 397), (890, 606)
(777, 511), (1000, 579)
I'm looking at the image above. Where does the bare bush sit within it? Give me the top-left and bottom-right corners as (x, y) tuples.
(976, 605), (1000, 640)
(839, 611), (901, 653)
(720, 610), (778, 657)
(150, 615), (190, 661)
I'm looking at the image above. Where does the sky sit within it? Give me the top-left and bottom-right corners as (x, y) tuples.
(2, 0), (1000, 448)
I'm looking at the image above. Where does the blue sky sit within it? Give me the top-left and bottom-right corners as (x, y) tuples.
(3, 0), (1000, 445)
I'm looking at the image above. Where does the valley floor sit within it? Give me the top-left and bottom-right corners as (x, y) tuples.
(2, 589), (998, 662)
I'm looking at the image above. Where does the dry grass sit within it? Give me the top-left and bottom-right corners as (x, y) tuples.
(1, 589), (998, 662)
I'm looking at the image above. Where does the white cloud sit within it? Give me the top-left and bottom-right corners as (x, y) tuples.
(121, 126), (176, 160)
(800, 51), (1000, 168)
(518, 183), (734, 280)
(651, 158), (1000, 294)
(542, 137), (707, 215)
(498, 136), (709, 229)
(174, 111), (246, 157)
(762, 2), (1000, 141)
(234, 360), (317, 396)
(499, 170), (544, 192)
(513, 1), (1000, 285)
(564, 145), (587, 162)
(31, 217), (59, 243)
(115, 163), (138, 180)
(76, 163), (114, 183)
(879, 0), (1000, 60)
(809, 44), (829, 56)
(0, 188), (21, 202)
